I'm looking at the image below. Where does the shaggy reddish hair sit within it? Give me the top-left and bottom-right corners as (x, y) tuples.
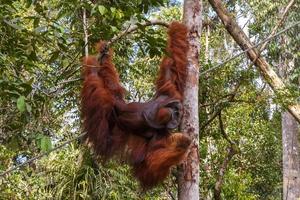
(81, 22), (190, 189)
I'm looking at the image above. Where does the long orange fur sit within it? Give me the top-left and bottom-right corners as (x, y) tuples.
(81, 22), (190, 189)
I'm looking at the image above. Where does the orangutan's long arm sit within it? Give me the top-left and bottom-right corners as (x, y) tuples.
(156, 22), (189, 100)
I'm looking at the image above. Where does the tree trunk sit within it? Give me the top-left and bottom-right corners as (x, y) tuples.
(178, 0), (202, 200)
(279, 30), (300, 200)
(82, 8), (89, 56)
(207, 0), (300, 123)
(282, 112), (300, 200)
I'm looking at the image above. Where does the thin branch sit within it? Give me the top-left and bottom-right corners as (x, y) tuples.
(95, 20), (168, 63)
(107, 20), (169, 47)
(200, 109), (222, 130)
(218, 112), (234, 146)
(208, 0), (300, 123)
(51, 19), (169, 94)
(260, 0), (295, 52)
(199, 21), (300, 76)
(59, 19), (98, 77)
(82, 8), (89, 56)
(163, 183), (176, 200)
(213, 145), (236, 200)
(200, 81), (241, 130)
(214, 112), (238, 200)
(199, 93), (234, 108)
(0, 133), (86, 178)
(247, 0), (296, 71)
(58, 77), (82, 85)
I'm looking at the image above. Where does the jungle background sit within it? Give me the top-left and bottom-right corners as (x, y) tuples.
(0, 0), (299, 199)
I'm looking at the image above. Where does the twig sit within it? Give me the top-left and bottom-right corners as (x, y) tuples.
(107, 20), (169, 47)
(213, 145), (236, 200)
(247, 0), (296, 71)
(214, 112), (238, 200)
(58, 77), (82, 85)
(200, 81), (241, 130)
(199, 93), (234, 108)
(96, 20), (168, 63)
(200, 109), (222, 130)
(0, 133), (86, 178)
(54, 20), (169, 92)
(57, 18), (98, 79)
(260, 0), (295, 52)
(163, 183), (176, 200)
(218, 112), (234, 146)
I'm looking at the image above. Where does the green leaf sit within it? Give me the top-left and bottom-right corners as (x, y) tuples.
(116, 10), (124, 19)
(17, 96), (26, 112)
(110, 7), (116, 15)
(26, 103), (32, 113)
(98, 5), (107, 15)
(111, 26), (118, 32)
(40, 136), (52, 152)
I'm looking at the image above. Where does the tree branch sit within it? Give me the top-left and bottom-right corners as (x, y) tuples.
(218, 112), (234, 146)
(246, 0), (295, 78)
(107, 20), (169, 47)
(48, 20), (169, 95)
(208, 0), (300, 123)
(214, 112), (239, 200)
(200, 81), (241, 130)
(95, 20), (168, 62)
(259, 0), (295, 52)
(213, 145), (236, 200)
(82, 8), (89, 56)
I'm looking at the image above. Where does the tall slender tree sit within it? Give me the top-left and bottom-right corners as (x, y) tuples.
(178, 0), (202, 199)
(279, 31), (300, 200)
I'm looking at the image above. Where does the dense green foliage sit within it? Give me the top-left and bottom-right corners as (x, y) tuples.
(0, 0), (299, 199)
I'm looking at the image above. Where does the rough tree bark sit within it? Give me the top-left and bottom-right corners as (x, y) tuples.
(178, 0), (202, 200)
(282, 112), (300, 200)
(82, 8), (89, 56)
(207, 0), (300, 123)
(279, 32), (300, 200)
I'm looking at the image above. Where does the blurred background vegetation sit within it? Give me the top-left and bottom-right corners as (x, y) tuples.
(0, 0), (299, 199)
